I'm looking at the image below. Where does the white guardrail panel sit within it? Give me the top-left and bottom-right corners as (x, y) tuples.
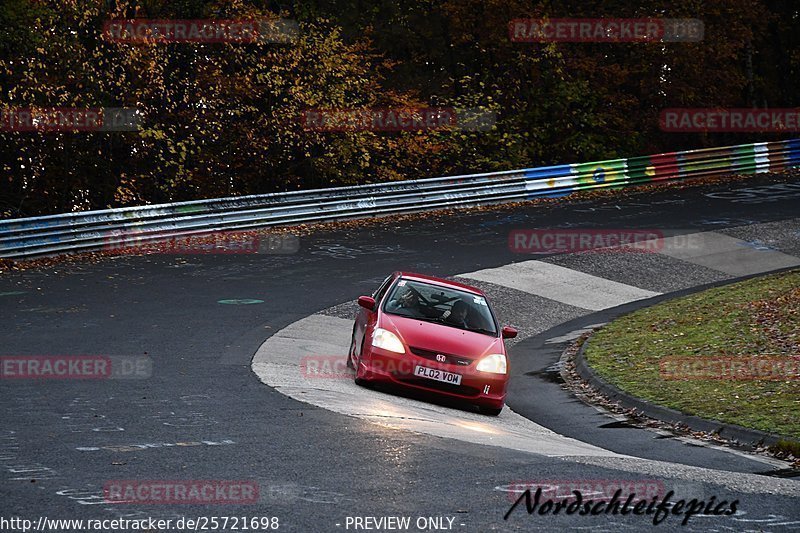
(1, 139), (798, 258)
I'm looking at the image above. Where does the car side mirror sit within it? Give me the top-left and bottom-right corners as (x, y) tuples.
(357, 296), (376, 310)
(501, 326), (518, 339)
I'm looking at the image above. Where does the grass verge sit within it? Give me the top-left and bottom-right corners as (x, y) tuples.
(584, 269), (800, 439)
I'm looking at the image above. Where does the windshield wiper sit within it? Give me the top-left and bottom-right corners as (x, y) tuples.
(389, 311), (441, 324)
(465, 326), (496, 336)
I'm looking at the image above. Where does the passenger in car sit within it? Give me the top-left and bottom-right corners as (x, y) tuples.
(442, 299), (470, 329)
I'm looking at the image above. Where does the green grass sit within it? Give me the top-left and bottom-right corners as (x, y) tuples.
(584, 269), (800, 439)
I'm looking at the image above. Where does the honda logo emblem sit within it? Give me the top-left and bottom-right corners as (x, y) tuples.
(436, 354), (446, 362)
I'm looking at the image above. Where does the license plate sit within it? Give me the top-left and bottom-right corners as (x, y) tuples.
(414, 365), (462, 386)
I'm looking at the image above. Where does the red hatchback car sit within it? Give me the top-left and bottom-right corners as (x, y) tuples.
(347, 272), (517, 415)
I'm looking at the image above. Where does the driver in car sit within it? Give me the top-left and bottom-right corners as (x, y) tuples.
(385, 287), (426, 319)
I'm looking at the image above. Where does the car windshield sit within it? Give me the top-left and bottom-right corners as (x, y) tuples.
(382, 279), (498, 336)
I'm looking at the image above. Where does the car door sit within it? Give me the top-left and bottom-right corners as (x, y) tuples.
(353, 273), (396, 357)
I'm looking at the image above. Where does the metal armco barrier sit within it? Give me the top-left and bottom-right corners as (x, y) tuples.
(2, 139), (799, 258)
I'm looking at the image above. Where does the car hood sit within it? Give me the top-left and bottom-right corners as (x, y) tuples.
(379, 313), (503, 359)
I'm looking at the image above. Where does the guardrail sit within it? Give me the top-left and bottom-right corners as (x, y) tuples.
(2, 139), (798, 258)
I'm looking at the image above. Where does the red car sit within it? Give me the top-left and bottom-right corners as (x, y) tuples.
(347, 272), (517, 415)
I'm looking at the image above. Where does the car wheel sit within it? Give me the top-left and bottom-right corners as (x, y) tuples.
(478, 405), (503, 416)
(346, 329), (356, 370)
(353, 340), (370, 387)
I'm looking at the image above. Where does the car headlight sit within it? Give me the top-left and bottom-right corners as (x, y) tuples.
(372, 328), (405, 354)
(476, 353), (507, 374)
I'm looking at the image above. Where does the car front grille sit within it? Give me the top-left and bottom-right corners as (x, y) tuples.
(410, 347), (473, 367)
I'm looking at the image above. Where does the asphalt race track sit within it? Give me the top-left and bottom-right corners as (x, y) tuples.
(2, 173), (800, 532)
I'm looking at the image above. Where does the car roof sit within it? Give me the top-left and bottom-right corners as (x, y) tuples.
(396, 271), (485, 296)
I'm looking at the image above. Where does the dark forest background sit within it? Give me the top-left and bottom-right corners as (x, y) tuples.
(1, 0), (798, 217)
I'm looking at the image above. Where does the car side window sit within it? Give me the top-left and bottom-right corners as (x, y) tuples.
(372, 274), (395, 304)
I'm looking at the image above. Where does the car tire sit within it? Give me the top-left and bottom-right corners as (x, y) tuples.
(353, 340), (370, 387)
(478, 405), (503, 416)
(346, 329), (356, 370)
